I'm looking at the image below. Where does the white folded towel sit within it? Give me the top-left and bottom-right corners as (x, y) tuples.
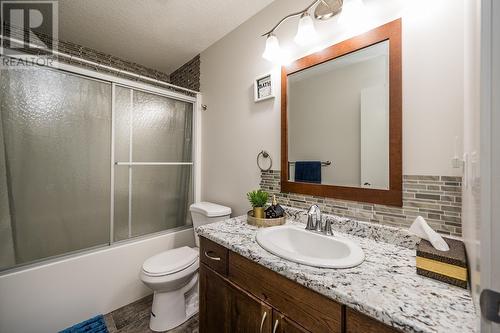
(409, 216), (450, 251)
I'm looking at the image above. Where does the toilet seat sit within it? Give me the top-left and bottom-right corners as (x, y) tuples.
(142, 246), (198, 277)
(139, 200), (230, 331)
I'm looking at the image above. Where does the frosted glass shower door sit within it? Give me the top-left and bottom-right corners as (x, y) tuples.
(0, 67), (112, 268)
(114, 87), (194, 241)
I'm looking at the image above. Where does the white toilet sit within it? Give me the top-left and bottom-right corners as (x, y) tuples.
(140, 202), (231, 332)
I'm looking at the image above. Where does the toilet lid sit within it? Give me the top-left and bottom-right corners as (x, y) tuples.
(142, 246), (198, 276)
(190, 202), (231, 217)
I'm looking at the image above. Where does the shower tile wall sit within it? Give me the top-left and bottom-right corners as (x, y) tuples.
(1, 25), (170, 83)
(1, 25), (199, 95)
(170, 55), (201, 91)
(260, 170), (462, 236)
(56, 39), (171, 84)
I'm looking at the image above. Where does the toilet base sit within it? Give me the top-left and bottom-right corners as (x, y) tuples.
(149, 274), (199, 332)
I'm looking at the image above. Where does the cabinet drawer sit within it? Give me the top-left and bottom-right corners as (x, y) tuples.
(346, 308), (401, 333)
(200, 236), (228, 276)
(228, 252), (343, 333)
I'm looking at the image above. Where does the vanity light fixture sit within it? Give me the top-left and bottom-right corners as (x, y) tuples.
(262, 34), (281, 62)
(294, 12), (318, 46)
(262, 0), (343, 62)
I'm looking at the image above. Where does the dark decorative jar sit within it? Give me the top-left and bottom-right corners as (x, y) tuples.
(265, 195), (285, 219)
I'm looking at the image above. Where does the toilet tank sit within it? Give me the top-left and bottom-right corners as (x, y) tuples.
(190, 202), (231, 247)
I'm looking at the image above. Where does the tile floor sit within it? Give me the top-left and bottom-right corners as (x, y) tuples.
(104, 295), (199, 333)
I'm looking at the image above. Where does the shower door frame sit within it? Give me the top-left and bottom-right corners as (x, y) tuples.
(0, 58), (201, 273)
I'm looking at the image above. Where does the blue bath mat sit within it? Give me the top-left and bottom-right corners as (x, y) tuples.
(59, 315), (108, 333)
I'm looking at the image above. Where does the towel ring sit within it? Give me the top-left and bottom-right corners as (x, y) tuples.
(257, 150), (272, 171)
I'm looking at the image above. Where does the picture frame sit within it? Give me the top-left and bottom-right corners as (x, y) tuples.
(254, 73), (275, 102)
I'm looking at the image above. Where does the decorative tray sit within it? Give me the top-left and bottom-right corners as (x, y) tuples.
(247, 210), (286, 228)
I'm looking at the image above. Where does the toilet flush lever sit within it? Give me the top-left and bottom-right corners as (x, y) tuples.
(204, 251), (221, 261)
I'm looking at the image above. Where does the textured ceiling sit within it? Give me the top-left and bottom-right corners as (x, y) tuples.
(58, 0), (274, 74)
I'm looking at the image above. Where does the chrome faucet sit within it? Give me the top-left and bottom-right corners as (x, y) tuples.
(306, 204), (334, 236)
(306, 205), (322, 232)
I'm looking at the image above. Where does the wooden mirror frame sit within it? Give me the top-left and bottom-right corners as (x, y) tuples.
(281, 19), (402, 206)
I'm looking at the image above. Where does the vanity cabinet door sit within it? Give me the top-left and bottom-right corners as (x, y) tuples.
(199, 262), (272, 333)
(230, 283), (272, 333)
(199, 263), (231, 333)
(272, 310), (310, 333)
(228, 252), (343, 332)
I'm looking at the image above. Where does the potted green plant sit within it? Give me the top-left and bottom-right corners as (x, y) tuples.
(247, 189), (269, 218)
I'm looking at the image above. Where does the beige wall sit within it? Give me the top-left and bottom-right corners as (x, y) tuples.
(200, 0), (466, 216)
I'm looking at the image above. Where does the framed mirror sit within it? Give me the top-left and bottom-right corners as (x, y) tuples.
(281, 19), (402, 206)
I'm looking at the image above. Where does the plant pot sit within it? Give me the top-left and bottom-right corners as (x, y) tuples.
(253, 207), (265, 219)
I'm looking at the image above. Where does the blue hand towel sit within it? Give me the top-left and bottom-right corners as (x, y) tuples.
(59, 315), (108, 333)
(294, 161), (321, 184)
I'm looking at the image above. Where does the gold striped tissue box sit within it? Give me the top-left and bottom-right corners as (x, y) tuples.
(416, 238), (468, 289)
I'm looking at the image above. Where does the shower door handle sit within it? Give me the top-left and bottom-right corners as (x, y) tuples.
(204, 250), (221, 261)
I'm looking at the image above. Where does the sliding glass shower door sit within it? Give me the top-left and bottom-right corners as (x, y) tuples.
(0, 66), (195, 271)
(113, 86), (194, 241)
(0, 67), (112, 266)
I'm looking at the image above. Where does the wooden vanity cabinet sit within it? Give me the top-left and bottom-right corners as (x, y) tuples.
(199, 263), (277, 333)
(199, 237), (400, 333)
(200, 236), (228, 276)
(346, 308), (400, 333)
(230, 280), (272, 333)
(199, 261), (230, 333)
(228, 251), (342, 332)
(272, 310), (311, 333)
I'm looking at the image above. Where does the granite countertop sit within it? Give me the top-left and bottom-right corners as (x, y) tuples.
(195, 207), (478, 333)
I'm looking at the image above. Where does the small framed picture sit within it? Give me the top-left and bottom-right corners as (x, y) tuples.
(254, 73), (275, 102)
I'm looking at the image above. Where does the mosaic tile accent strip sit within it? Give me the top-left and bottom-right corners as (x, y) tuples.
(260, 170), (462, 236)
(170, 55), (200, 91)
(56, 39), (170, 82)
(1, 25), (197, 96)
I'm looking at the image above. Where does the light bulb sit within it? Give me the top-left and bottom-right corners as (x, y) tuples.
(262, 34), (281, 63)
(294, 13), (318, 46)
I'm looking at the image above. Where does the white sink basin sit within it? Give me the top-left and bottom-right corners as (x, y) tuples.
(256, 225), (365, 268)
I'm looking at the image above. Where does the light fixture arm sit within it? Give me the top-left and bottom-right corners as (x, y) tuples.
(261, 0), (321, 37)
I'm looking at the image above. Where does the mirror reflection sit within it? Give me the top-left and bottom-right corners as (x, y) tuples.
(287, 40), (389, 190)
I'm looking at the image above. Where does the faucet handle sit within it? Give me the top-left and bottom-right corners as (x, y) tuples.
(306, 214), (315, 230)
(314, 214), (323, 232)
(324, 218), (334, 236)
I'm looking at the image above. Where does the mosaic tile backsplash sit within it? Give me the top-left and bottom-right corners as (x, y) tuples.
(260, 170), (462, 236)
